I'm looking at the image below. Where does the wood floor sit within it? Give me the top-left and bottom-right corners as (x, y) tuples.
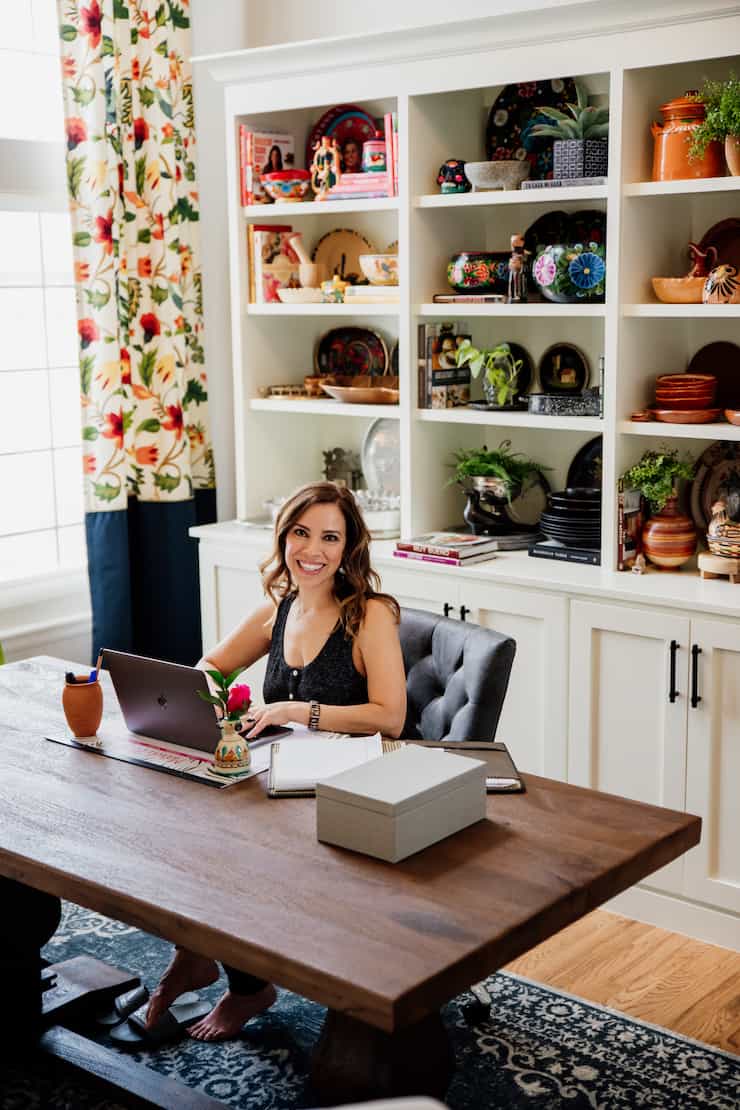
(505, 910), (740, 1055)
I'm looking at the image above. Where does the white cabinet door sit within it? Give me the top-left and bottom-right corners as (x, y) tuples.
(685, 618), (740, 916)
(569, 600), (690, 894)
(467, 582), (568, 779)
(376, 566), (459, 619)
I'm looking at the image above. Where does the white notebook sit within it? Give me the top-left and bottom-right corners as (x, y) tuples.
(267, 735), (383, 797)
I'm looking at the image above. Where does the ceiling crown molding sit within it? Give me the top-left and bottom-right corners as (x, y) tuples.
(192, 0), (739, 85)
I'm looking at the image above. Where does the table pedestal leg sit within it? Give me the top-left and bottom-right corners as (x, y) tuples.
(310, 1008), (454, 1107)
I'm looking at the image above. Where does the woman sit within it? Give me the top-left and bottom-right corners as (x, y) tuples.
(261, 144), (283, 175)
(146, 482), (406, 1042)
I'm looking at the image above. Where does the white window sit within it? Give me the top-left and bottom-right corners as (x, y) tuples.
(0, 0), (85, 583)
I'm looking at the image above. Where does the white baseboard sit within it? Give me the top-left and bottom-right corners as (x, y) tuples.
(607, 885), (740, 952)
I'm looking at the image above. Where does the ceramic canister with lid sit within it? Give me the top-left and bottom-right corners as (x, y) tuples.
(651, 93), (724, 181)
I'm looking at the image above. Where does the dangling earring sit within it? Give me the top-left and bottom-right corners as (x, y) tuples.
(338, 564), (346, 575)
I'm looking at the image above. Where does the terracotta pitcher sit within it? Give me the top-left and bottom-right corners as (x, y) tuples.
(62, 676), (103, 738)
(651, 93), (724, 181)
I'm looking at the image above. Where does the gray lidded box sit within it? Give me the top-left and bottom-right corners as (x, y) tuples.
(316, 745), (487, 863)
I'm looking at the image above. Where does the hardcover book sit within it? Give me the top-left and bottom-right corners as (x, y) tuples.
(528, 540), (601, 566)
(246, 223), (291, 303)
(617, 478), (644, 570)
(418, 321), (471, 408)
(396, 532), (500, 558)
(392, 549), (496, 567)
(251, 229), (299, 303)
(242, 130), (296, 205)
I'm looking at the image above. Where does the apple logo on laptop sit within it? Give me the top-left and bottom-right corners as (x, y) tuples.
(157, 694), (168, 709)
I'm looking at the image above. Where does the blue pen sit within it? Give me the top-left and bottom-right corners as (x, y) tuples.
(88, 669), (97, 683)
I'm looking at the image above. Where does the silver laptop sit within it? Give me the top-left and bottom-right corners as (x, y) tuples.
(104, 650), (290, 753)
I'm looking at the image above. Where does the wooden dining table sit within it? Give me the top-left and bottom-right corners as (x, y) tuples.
(0, 656), (701, 1106)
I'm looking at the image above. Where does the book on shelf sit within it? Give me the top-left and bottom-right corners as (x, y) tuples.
(251, 228), (299, 304)
(326, 189), (391, 201)
(246, 223), (291, 303)
(432, 293), (505, 304)
(267, 734), (383, 797)
(391, 110), (399, 195)
(328, 171), (391, 199)
(417, 321), (471, 409)
(392, 548), (496, 567)
(617, 477), (644, 570)
(240, 129), (296, 206)
(528, 540), (601, 566)
(343, 287), (399, 303)
(396, 532), (500, 558)
(521, 176), (607, 190)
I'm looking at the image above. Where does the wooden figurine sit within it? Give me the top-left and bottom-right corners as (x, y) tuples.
(310, 136), (340, 200)
(632, 553), (647, 575)
(507, 233), (529, 303)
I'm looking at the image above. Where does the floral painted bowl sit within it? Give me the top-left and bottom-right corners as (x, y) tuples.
(359, 253), (399, 286)
(447, 251), (509, 294)
(261, 170), (311, 203)
(532, 243), (606, 304)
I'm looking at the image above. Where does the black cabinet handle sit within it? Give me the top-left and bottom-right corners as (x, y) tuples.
(669, 640), (679, 703)
(691, 645), (702, 708)
(443, 602), (453, 617)
(459, 605), (470, 622)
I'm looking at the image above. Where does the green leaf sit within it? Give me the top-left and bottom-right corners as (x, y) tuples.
(136, 418), (161, 434)
(73, 231), (92, 247)
(150, 284), (169, 305)
(197, 691), (224, 707)
(138, 86), (155, 108)
(139, 348), (156, 388)
(135, 155), (146, 196)
(67, 156), (85, 202)
(72, 85), (95, 107)
(535, 106), (571, 124)
(155, 40), (169, 57)
(171, 290), (183, 309)
(137, 228), (151, 244)
(206, 668), (228, 688)
(93, 481), (119, 502)
(157, 94), (174, 120)
(169, 196), (198, 224)
(182, 378), (207, 407)
(167, 1), (190, 29)
(60, 25), (77, 41)
(224, 666), (246, 687)
(82, 425), (99, 441)
(80, 355), (95, 396)
(153, 471), (181, 492)
(121, 409), (134, 433)
(113, 0), (129, 16)
(583, 123), (610, 140)
(102, 34), (114, 57)
(123, 210), (136, 222)
(85, 288), (110, 309)
(155, 3), (167, 26)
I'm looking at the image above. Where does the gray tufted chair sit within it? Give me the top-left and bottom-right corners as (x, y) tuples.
(398, 607), (516, 742)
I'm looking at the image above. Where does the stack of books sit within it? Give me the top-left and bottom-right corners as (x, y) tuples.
(327, 111), (398, 200)
(393, 532), (499, 567)
(344, 284), (399, 304)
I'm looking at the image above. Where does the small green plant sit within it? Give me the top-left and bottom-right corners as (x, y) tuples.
(197, 667), (251, 722)
(621, 449), (696, 513)
(455, 339), (522, 407)
(529, 81), (609, 142)
(449, 440), (548, 497)
(689, 73), (740, 159)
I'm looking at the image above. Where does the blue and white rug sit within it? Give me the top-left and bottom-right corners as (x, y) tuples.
(4, 902), (739, 1108)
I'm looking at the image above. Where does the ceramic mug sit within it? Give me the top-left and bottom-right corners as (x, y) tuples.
(62, 677), (103, 738)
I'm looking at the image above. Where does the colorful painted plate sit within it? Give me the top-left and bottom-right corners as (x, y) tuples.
(485, 77), (577, 180)
(691, 441), (740, 531)
(538, 343), (590, 393)
(314, 327), (388, 377)
(523, 209), (606, 258)
(312, 228), (375, 284)
(390, 340), (399, 376)
(306, 104), (378, 173)
(697, 218), (740, 272)
(566, 436), (603, 490)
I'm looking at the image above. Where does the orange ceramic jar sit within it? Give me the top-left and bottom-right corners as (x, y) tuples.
(651, 93), (724, 181)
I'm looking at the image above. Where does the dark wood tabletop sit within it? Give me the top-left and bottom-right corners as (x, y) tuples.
(0, 657), (701, 1035)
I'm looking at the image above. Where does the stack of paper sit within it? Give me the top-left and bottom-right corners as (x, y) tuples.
(267, 734), (383, 797)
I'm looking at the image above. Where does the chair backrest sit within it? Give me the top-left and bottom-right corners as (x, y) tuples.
(398, 607), (516, 742)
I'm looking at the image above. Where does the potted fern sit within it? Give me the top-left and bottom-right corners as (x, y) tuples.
(689, 74), (740, 176)
(455, 339), (523, 408)
(529, 81), (609, 180)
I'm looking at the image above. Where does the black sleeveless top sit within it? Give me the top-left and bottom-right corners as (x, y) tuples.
(262, 596), (369, 707)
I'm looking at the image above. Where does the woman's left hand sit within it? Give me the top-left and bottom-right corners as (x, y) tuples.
(243, 701), (306, 738)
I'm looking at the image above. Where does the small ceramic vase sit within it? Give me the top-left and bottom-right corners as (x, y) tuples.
(62, 677), (103, 739)
(212, 720), (251, 776)
(362, 133), (386, 173)
(703, 264), (740, 305)
(642, 495), (697, 569)
(298, 262), (319, 288)
(725, 135), (740, 177)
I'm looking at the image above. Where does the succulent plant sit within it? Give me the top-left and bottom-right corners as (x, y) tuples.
(529, 82), (609, 142)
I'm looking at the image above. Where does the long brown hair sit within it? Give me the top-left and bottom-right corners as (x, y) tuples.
(260, 482), (400, 639)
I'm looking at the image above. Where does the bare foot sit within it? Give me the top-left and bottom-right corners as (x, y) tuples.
(146, 948), (219, 1029)
(188, 983), (277, 1042)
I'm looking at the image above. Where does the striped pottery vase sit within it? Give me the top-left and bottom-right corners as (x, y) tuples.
(642, 495), (697, 569)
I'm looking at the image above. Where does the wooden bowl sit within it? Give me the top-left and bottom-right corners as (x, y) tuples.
(651, 276), (705, 304)
(650, 407), (721, 423)
(725, 409), (740, 425)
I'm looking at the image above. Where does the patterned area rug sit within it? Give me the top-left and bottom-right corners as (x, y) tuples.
(3, 903), (738, 1109)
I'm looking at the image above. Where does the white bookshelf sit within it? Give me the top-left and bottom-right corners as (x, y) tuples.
(417, 303), (606, 318)
(251, 397), (401, 419)
(246, 303), (400, 317)
(415, 184), (609, 208)
(243, 197), (399, 218)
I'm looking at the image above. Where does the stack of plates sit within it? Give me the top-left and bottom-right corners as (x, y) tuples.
(539, 487), (601, 550)
(651, 373), (720, 423)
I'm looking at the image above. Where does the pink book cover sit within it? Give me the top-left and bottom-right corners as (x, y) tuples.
(393, 549), (495, 567)
(383, 112), (395, 196)
(252, 230), (299, 303)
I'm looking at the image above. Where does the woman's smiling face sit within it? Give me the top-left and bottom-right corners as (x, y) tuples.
(284, 502), (347, 588)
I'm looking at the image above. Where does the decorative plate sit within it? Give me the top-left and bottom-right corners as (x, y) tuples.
(688, 341), (740, 409)
(312, 228), (375, 285)
(697, 218), (740, 273)
(321, 384), (399, 405)
(691, 441), (740, 531)
(538, 343), (590, 392)
(503, 471), (551, 528)
(305, 104), (378, 172)
(566, 436), (603, 490)
(485, 77), (577, 179)
(361, 418), (400, 495)
(390, 340), (399, 376)
(314, 327), (388, 377)
(650, 407), (721, 424)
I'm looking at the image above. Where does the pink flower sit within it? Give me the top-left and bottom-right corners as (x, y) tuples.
(227, 683), (251, 714)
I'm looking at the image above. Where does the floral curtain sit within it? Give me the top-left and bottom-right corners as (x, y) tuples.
(58, 0), (216, 664)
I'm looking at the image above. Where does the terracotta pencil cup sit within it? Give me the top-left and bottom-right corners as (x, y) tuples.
(62, 677), (103, 738)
